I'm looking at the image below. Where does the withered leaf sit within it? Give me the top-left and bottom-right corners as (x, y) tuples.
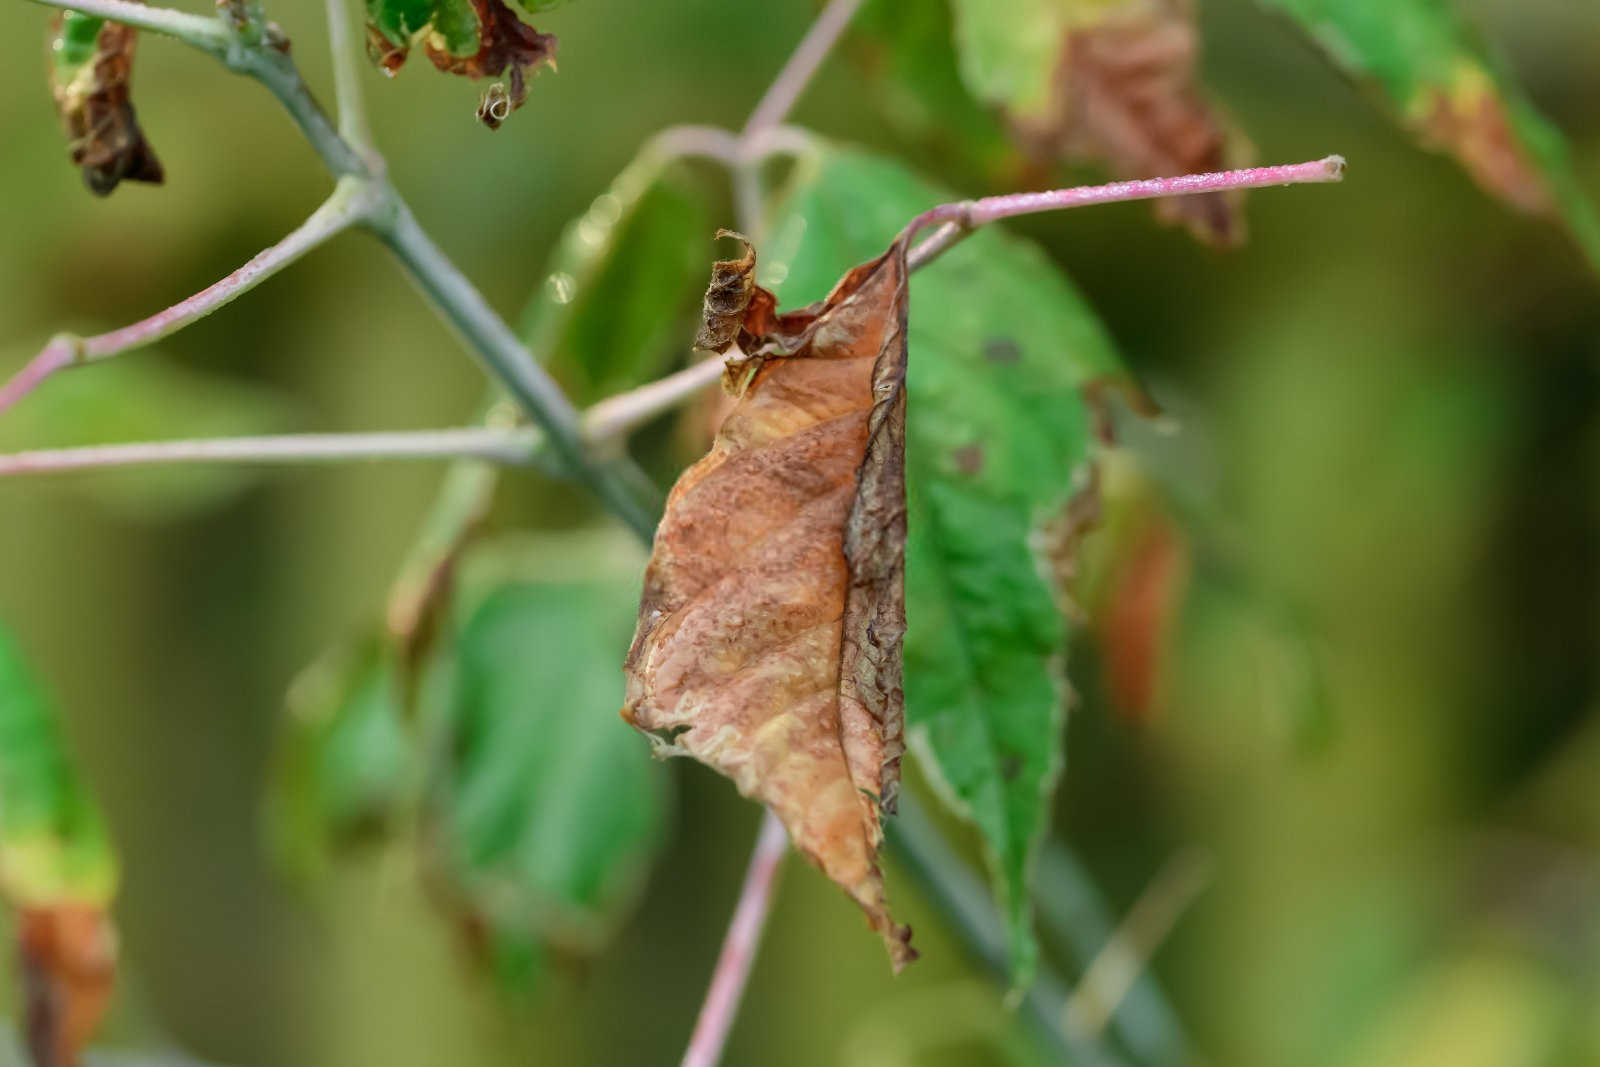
(624, 235), (915, 971)
(49, 13), (164, 197)
(948, 0), (1246, 244)
(365, 0), (555, 130)
(1023, 0), (1244, 244)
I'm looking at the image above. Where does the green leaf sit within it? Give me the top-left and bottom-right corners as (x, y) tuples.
(1261, 0), (1600, 273)
(428, 548), (668, 967)
(767, 147), (1129, 985)
(267, 636), (412, 877)
(0, 624), (116, 910)
(0, 353), (295, 521)
(521, 157), (708, 404)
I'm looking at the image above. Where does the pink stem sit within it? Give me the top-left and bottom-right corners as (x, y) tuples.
(0, 188), (368, 419)
(908, 155), (1347, 268)
(681, 811), (789, 1067)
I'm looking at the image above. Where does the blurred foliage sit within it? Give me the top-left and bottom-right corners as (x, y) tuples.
(0, 0), (1598, 1064)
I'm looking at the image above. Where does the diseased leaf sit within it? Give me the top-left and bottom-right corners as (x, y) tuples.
(521, 158), (708, 404)
(49, 12), (164, 196)
(432, 568), (669, 968)
(945, 0), (1247, 243)
(764, 148), (1131, 985)
(624, 233), (917, 971)
(0, 624), (118, 1067)
(0, 353), (295, 521)
(1261, 0), (1600, 273)
(365, 0), (556, 128)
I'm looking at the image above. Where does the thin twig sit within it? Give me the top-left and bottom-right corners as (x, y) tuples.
(324, 0), (378, 162)
(1063, 848), (1215, 1042)
(584, 358), (724, 444)
(376, 201), (661, 539)
(886, 793), (1129, 1067)
(0, 358), (728, 481)
(681, 811), (789, 1067)
(740, 0), (866, 141)
(23, 0), (227, 48)
(0, 428), (541, 477)
(1035, 841), (1196, 1067)
(0, 180), (375, 417)
(908, 156), (1347, 269)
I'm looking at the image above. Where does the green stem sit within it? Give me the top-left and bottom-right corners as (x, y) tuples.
(27, 0), (227, 48)
(371, 200), (660, 540)
(323, 0), (378, 162)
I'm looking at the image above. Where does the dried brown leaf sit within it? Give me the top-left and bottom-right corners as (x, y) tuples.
(624, 235), (915, 970)
(50, 19), (164, 197)
(1020, 0), (1245, 244)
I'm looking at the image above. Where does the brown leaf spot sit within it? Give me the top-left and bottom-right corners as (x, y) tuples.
(952, 443), (985, 476)
(983, 336), (1022, 364)
(51, 20), (164, 197)
(1417, 66), (1553, 216)
(625, 237), (916, 971)
(1102, 519), (1189, 723)
(1016, 0), (1245, 245)
(18, 906), (117, 1067)
(370, 0), (557, 126)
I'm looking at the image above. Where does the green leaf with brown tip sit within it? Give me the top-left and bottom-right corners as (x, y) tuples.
(1261, 0), (1600, 274)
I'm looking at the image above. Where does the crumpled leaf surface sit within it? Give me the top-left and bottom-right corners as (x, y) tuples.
(764, 148), (1132, 985)
(623, 233), (916, 970)
(946, 0), (1246, 243)
(365, 0), (556, 128)
(0, 624), (118, 1067)
(1260, 0), (1600, 274)
(49, 12), (164, 196)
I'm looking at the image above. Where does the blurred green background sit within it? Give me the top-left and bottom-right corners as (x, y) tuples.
(2, 0), (1599, 1064)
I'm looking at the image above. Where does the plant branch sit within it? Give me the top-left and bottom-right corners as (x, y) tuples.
(0, 179), (374, 417)
(886, 793), (1129, 1067)
(681, 811), (788, 1067)
(0, 358), (728, 481)
(324, 0), (377, 161)
(0, 427), (541, 477)
(25, 0), (227, 48)
(908, 156), (1347, 269)
(584, 358), (724, 445)
(740, 0), (865, 142)
(373, 201), (660, 538)
(1063, 848), (1214, 1043)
